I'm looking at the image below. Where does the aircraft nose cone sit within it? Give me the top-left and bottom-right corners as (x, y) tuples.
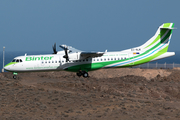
(4, 64), (11, 71)
(4, 66), (9, 71)
(4, 62), (14, 71)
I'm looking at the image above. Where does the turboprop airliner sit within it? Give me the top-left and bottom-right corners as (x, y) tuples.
(4, 23), (176, 79)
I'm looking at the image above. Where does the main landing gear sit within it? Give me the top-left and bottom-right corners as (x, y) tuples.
(76, 70), (89, 78)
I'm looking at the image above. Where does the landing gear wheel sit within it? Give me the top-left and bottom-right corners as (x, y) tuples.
(82, 72), (89, 78)
(76, 70), (89, 78)
(76, 72), (82, 77)
(13, 75), (17, 79)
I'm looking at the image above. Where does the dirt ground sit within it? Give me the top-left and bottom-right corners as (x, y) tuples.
(1, 68), (180, 120)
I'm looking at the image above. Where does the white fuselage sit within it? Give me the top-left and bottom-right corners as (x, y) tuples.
(5, 51), (131, 72)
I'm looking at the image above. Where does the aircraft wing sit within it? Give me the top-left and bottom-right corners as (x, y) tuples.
(59, 44), (107, 60)
(80, 50), (107, 59)
(60, 44), (82, 53)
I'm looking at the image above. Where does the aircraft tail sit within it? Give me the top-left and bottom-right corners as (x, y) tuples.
(131, 23), (176, 65)
(141, 23), (175, 52)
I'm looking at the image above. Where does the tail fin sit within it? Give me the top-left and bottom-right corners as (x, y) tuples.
(141, 23), (175, 52)
(132, 23), (175, 64)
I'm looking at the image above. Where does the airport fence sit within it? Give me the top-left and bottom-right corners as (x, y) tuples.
(132, 62), (180, 69)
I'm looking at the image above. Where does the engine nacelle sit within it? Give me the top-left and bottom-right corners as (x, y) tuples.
(68, 52), (87, 61)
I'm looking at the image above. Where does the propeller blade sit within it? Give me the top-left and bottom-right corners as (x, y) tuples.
(60, 45), (69, 62)
(64, 47), (69, 62)
(52, 43), (57, 54)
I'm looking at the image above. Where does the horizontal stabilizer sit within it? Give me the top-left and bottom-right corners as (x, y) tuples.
(160, 27), (177, 30)
(151, 52), (175, 62)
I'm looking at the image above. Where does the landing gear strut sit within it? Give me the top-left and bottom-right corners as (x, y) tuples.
(76, 70), (89, 78)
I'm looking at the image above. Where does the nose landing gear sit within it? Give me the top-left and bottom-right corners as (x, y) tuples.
(13, 75), (17, 79)
(76, 70), (89, 78)
(13, 72), (18, 79)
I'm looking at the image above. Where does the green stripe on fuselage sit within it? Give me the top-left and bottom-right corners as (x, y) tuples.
(4, 62), (17, 67)
(66, 59), (127, 72)
(66, 46), (168, 72)
(66, 29), (172, 72)
(129, 45), (169, 66)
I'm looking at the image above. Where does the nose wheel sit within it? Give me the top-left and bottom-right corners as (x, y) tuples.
(13, 72), (18, 79)
(76, 70), (89, 78)
(13, 75), (17, 79)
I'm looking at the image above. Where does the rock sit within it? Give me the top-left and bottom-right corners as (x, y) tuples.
(157, 112), (164, 115)
(1, 93), (6, 96)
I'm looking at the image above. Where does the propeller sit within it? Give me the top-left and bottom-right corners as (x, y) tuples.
(64, 48), (69, 62)
(60, 45), (69, 62)
(52, 43), (57, 54)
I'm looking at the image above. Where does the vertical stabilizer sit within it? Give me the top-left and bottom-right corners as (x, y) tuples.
(141, 23), (174, 52)
(130, 23), (175, 65)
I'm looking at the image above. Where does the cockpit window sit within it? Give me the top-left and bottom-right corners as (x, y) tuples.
(12, 59), (16, 62)
(12, 59), (23, 62)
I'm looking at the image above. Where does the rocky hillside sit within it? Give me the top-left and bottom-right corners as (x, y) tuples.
(0, 68), (180, 120)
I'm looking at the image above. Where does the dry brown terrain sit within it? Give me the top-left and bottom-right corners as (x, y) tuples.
(1, 68), (180, 120)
